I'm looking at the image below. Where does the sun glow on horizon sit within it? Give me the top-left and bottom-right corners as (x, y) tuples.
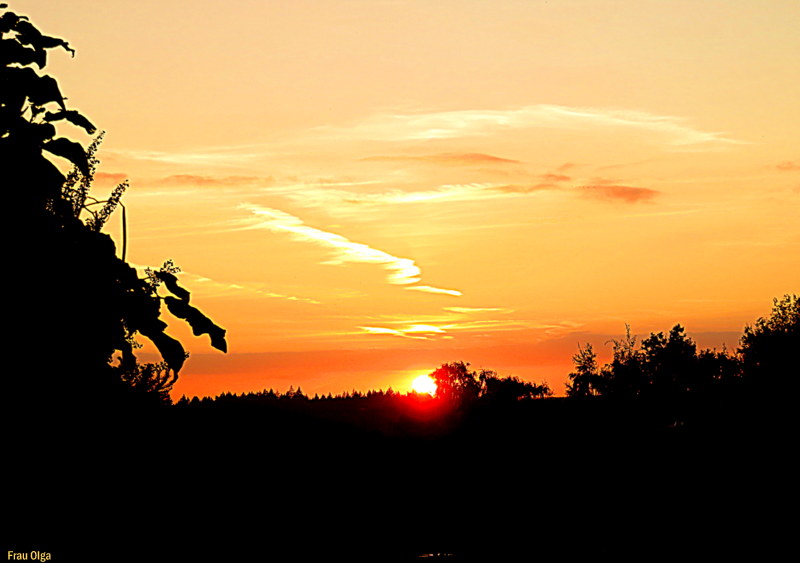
(411, 374), (437, 396)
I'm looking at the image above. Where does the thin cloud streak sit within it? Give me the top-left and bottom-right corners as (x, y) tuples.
(406, 285), (463, 297)
(127, 263), (320, 304)
(112, 148), (264, 167)
(444, 307), (510, 313)
(311, 104), (745, 148)
(357, 318), (583, 340)
(267, 182), (507, 209)
(361, 152), (521, 165)
(358, 325), (451, 340)
(238, 204), (461, 294)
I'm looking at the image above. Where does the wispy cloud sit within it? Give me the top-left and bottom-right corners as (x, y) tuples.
(578, 185), (660, 203)
(267, 182), (510, 209)
(190, 277), (322, 304)
(312, 105), (745, 149)
(113, 148), (264, 167)
(268, 176), (657, 212)
(359, 324), (451, 340)
(357, 318), (582, 340)
(361, 152), (520, 165)
(406, 285), (462, 297)
(539, 173), (572, 183)
(777, 160), (800, 171)
(127, 263), (320, 303)
(157, 174), (268, 187)
(444, 306), (510, 313)
(94, 172), (129, 186)
(238, 204), (461, 294)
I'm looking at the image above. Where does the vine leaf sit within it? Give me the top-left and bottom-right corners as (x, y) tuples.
(0, 37), (39, 67)
(24, 70), (66, 109)
(13, 18), (74, 58)
(43, 137), (89, 175)
(145, 331), (187, 372)
(155, 271), (191, 301)
(164, 296), (228, 353)
(1, 67), (65, 110)
(44, 110), (96, 135)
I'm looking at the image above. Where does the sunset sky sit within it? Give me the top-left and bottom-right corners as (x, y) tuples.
(16, 0), (799, 398)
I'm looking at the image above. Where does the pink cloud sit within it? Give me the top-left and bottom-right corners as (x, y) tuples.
(539, 173), (571, 183)
(777, 161), (800, 171)
(578, 185), (659, 203)
(93, 172), (128, 186)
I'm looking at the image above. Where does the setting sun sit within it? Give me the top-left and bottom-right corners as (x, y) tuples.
(411, 374), (437, 396)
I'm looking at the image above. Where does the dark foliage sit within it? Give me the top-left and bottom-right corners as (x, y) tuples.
(739, 294), (799, 393)
(1, 4), (225, 410)
(565, 295), (798, 428)
(430, 361), (552, 404)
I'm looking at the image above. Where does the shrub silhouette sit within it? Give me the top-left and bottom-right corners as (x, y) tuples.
(1, 4), (226, 408)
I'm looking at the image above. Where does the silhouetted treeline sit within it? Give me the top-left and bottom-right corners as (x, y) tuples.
(167, 295), (797, 436)
(566, 294), (798, 403)
(168, 363), (554, 442)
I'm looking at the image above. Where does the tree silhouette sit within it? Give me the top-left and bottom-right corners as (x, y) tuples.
(566, 343), (601, 397)
(430, 361), (551, 403)
(739, 294), (799, 394)
(598, 324), (645, 398)
(570, 323), (745, 402)
(430, 361), (482, 403)
(481, 371), (551, 400)
(1, 4), (226, 408)
(639, 325), (698, 400)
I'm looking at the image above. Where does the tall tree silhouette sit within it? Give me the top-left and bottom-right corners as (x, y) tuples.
(599, 325), (645, 398)
(1, 4), (226, 409)
(739, 294), (799, 394)
(638, 325), (698, 400)
(566, 343), (601, 397)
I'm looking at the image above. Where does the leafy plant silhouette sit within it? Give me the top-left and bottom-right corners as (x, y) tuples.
(1, 4), (226, 406)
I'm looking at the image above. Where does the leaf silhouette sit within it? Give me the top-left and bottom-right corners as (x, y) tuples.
(165, 296), (228, 353)
(155, 271), (191, 301)
(43, 137), (89, 175)
(34, 122), (56, 142)
(0, 37), (40, 67)
(0, 10), (25, 35)
(13, 18), (74, 57)
(23, 70), (66, 109)
(146, 331), (187, 372)
(44, 110), (96, 134)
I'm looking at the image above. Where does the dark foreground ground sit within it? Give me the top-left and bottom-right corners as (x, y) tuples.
(4, 396), (792, 562)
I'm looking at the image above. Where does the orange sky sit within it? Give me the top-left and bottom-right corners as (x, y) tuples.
(15, 0), (799, 397)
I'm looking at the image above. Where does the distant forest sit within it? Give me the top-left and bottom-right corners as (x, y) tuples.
(172, 294), (796, 404)
(146, 294), (799, 442)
